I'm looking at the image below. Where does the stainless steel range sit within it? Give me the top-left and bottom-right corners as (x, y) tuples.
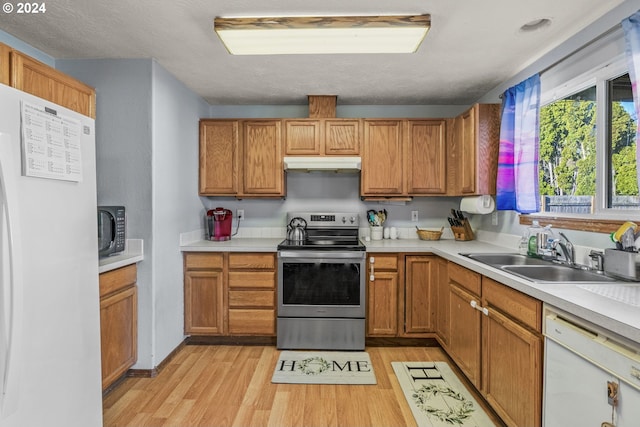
(277, 212), (366, 350)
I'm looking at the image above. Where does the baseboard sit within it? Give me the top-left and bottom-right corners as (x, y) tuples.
(126, 339), (187, 379)
(366, 337), (440, 347)
(186, 335), (277, 346)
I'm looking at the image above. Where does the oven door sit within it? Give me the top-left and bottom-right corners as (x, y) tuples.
(278, 250), (365, 318)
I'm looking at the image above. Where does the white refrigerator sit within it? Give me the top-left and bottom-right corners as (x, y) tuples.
(0, 84), (103, 426)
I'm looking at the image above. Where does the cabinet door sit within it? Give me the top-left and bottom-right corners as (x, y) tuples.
(434, 258), (450, 346)
(199, 120), (239, 195)
(406, 120), (447, 194)
(242, 120), (284, 196)
(482, 306), (542, 427)
(324, 119), (361, 155)
(451, 104), (500, 196)
(100, 286), (137, 390)
(459, 108), (477, 194)
(404, 256), (436, 334)
(0, 42), (10, 85)
(367, 271), (398, 336)
(361, 120), (405, 195)
(284, 119), (321, 155)
(448, 283), (482, 388)
(184, 270), (226, 335)
(10, 51), (96, 118)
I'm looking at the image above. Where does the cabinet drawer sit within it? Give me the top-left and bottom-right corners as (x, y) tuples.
(185, 253), (224, 270)
(228, 271), (275, 289)
(228, 309), (275, 335)
(483, 277), (542, 332)
(369, 254), (398, 270)
(448, 262), (481, 296)
(228, 253), (275, 270)
(229, 290), (275, 308)
(99, 264), (137, 298)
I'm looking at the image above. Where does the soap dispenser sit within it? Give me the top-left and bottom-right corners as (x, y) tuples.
(519, 220), (541, 255)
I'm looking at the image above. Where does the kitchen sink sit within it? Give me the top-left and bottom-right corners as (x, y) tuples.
(461, 252), (618, 283)
(502, 265), (617, 283)
(461, 253), (550, 266)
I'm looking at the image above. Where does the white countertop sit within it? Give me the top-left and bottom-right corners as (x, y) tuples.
(99, 239), (144, 273)
(180, 234), (640, 345)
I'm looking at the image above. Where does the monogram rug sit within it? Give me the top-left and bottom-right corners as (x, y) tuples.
(271, 351), (376, 384)
(392, 362), (496, 427)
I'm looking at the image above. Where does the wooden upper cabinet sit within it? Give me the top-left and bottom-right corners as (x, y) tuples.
(242, 120), (284, 196)
(406, 120), (447, 194)
(284, 120), (322, 155)
(284, 118), (360, 156)
(361, 120), (405, 196)
(324, 119), (360, 155)
(199, 120), (239, 195)
(450, 104), (500, 195)
(0, 42), (10, 85)
(10, 50), (96, 118)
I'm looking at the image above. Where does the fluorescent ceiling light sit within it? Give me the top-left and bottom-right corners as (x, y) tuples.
(214, 15), (431, 55)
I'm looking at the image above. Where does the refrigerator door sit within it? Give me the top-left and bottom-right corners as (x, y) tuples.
(0, 132), (23, 419)
(0, 84), (103, 427)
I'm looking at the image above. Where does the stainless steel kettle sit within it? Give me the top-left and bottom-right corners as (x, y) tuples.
(287, 217), (307, 242)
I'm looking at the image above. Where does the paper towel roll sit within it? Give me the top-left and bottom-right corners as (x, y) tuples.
(460, 195), (495, 214)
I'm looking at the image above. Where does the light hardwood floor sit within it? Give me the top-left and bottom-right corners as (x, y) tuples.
(103, 345), (504, 427)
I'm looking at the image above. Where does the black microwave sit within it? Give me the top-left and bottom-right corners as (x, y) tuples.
(98, 206), (126, 257)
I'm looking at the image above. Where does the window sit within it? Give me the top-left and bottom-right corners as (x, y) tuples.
(607, 73), (638, 209)
(539, 85), (597, 213)
(538, 68), (638, 216)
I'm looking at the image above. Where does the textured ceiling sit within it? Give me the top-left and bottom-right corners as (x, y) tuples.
(0, 0), (627, 105)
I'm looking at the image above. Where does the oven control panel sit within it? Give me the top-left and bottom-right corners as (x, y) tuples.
(291, 212), (359, 228)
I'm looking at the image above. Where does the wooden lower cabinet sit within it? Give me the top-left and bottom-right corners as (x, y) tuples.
(434, 257), (450, 346)
(448, 282), (482, 387)
(99, 264), (138, 391)
(445, 262), (543, 427)
(482, 277), (543, 427)
(183, 252), (276, 336)
(227, 253), (276, 335)
(404, 255), (436, 334)
(367, 253), (438, 338)
(366, 254), (399, 336)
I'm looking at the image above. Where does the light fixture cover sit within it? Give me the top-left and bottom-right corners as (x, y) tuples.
(214, 15), (431, 55)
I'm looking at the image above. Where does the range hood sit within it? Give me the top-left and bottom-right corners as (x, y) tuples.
(283, 156), (361, 173)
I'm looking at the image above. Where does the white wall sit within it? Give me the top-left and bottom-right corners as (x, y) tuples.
(0, 29), (54, 66)
(57, 58), (156, 368)
(57, 58), (209, 369)
(151, 60), (209, 364)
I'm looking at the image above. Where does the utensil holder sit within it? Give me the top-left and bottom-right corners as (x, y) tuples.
(370, 226), (383, 241)
(451, 219), (474, 241)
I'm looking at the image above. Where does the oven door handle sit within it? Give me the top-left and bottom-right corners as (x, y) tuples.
(278, 250), (365, 260)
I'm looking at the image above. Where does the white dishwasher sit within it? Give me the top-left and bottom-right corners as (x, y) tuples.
(544, 307), (640, 427)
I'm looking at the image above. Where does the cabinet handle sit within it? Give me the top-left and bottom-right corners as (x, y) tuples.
(369, 257), (375, 281)
(470, 300), (489, 316)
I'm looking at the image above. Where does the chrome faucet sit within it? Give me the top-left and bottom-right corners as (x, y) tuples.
(554, 232), (575, 266)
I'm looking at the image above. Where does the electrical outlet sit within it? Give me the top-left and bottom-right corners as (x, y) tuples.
(411, 211), (419, 222)
(237, 209), (244, 221)
(491, 211), (498, 226)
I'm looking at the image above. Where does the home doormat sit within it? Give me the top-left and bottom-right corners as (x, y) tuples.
(392, 362), (496, 427)
(271, 351), (376, 385)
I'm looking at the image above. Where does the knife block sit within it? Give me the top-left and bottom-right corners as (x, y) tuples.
(451, 219), (474, 241)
